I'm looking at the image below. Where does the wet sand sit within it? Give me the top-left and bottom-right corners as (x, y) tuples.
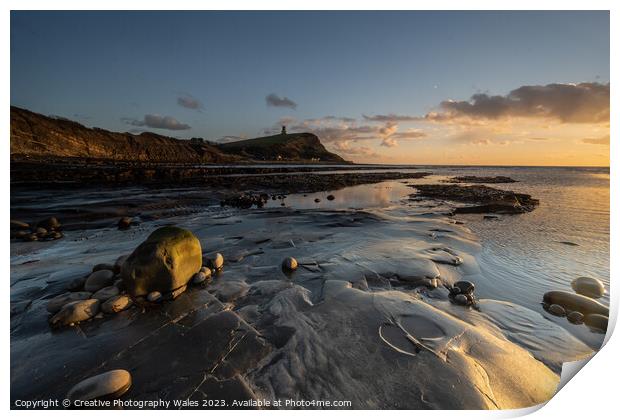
(10, 167), (608, 409)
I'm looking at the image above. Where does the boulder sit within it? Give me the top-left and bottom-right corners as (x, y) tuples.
(49, 299), (100, 327)
(67, 276), (86, 292)
(121, 226), (202, 296)
(66, 369), (131, 402)
(571, 277), (605, 299)
(84, 269), (115, 292)
(101, 295), (133, 314)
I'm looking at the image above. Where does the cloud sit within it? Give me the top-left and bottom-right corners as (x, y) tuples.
(363, 113), (419, 122)
(331, 140), (381, 159)
(177, 94), (203, 111)
(266, 93), (297, 109)
(270, 116), (426, 150)
(423, 82), (609, 124)
(582, 135), (610, 145)
(122, 114), (191, 130)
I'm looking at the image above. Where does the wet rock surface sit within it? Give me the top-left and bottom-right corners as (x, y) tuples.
(10, 175), (605, 409)
(411, 184), (539, 214)
(445, 176), (518, 184)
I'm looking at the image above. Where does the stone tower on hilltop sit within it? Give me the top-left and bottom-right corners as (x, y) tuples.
(281, 126), (287, 135)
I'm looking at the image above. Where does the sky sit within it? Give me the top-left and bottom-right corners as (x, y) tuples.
(10, 11), (610, 165)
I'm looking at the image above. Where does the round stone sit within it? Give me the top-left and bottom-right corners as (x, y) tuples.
(92, 286), (120, 301)
(67, 276), (86, 292)
(327, 195), (335, 201)
(147, 291), (162, 302)
(37, 216), (61, 231)
(192, 271), (207, 284)
(35, 227), (47, 236)
(84, 269), (115, 292)
(66, 369), (132, 403)
(453, 281), (475, 295)
(282, 257), (298, 271)
(571, 277), (605, 299)
(314, 198), (321, 203)
(49, 299), (100, 327)
(454, 294), (469, 306)
(101, 295), (133, 314)
(584, 314), (608, 333)
(548, 304), (566, 317)
(207, 253), (224, 270)
(46, 292), (93, 313)
(567, 311), (584, 324)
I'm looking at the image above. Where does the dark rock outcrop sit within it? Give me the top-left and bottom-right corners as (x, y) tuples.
(411, 184), (539, 214)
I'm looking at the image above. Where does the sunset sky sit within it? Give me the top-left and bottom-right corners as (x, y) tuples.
(10, 11), (610, 166)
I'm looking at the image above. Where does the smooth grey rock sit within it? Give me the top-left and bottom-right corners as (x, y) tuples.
(192, 271), (208, 285)
(46, 292), (92, 313)
(584, 314), (608, 333)
(454, 294), (469, 306)
(567, 311), (584, 324)
(66, 369), (131, 402)
(92, 286), (120, 301)
(571, 277), (605, 299)
(548, 304), (566, 317)
(84, 269), (115, 292)
(49, 299), (100, 327)
(67, 276), (86, 292)
(543, 290), (608, 317)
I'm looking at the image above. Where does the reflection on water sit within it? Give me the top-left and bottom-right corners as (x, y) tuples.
(265, 166), (610, 349)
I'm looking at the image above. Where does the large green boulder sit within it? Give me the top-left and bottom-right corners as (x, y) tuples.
(121, 226), (202, 296)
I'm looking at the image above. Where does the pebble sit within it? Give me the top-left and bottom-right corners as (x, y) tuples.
(67, 276), (86, 292)
(548, 304), (566, 317)
(10, 220), (30, 230)
(453, 281), (475, 295)
(37, 216), (61, 231)
(282, 257), (298, 271)
(147, 291), (162, 302)
(567, 311), (584, 324)
(327, 195), (335, 201)
(118, 216), (132, 230)
(199, 266), (213, 277)
(571, 276), (605, 299)
(49, 299), (100, 327)
(92, 263), (115, 272)
(92, 286), (120, 301)
(84, 269), (115, 292)
(66, 369), (132, 403)
(101, 295), (133, 314)
(192, 271), (208, 285)
(35, 227), (48, 236)
(46, 292), (93, 313)
(314, 198), (321, 203)
(208, 253), (224, 270)
(584, 314), (608, 333)
(454, 294), (469, 305)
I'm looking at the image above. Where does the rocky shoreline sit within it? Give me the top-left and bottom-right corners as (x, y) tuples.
(410, 184), (539, 214)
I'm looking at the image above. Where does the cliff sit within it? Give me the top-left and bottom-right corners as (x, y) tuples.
(10, 107), (346, 164)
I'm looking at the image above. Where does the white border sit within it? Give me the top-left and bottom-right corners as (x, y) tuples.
(3, 2), (616, 419)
